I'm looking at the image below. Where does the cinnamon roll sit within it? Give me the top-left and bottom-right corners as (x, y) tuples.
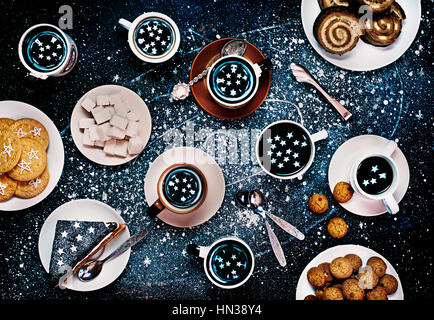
(353, 0), (395, 13)
(313, 7), (364, 55)
(318, 0), (351, 9)
(362, 2), (406, 46)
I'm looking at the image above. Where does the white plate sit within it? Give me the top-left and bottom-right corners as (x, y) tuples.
(144, 147), (225, 228)
(328, 135), (409, 216)
(38, 199), (130, 291)
(0, 100), (64, 211)
(70, 84), (152, 166)
(301, 0), (421, 71)
(296, 244), (404, 300)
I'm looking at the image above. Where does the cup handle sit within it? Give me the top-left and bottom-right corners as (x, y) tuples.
(147, 198), (165, 218)
(383, 140), (398, 157)
(383, 194), (399, 214)
(253, 58), (272, 77)
(311, 129), (328, 143)
(118, 18), (132, 30)
(187, 244), (208, 259)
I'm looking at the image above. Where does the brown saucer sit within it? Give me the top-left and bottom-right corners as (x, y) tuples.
(190, 38), (271, 120)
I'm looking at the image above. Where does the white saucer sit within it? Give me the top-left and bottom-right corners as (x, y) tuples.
(38, 199), (130, 291)
(70, 84), (152, 166)
(144, 147), (225, 228)
(296, 244), (404, 300)
(301, 0), (421, 71)
(0, 100), (64, 211)
(328, 135), (409, 217)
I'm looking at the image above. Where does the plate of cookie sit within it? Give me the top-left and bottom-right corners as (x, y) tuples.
(0, 100), (64, 211)
(296, 244), (404, 300)
(70, 85), (152, 166)
(301, 0), (421, 71)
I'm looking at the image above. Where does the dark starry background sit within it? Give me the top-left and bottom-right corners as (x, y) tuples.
(0, 0), (432, 301)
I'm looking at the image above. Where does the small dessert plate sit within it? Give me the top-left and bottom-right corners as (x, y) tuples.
(301, 0), (421, 71)
(328, 135), (410, 216)
(0, 100), (64, 211)
(70, 84), (152, 166)
(38, 199), (130, 292)
(144, 147), (225, 227)
(190, 38), (271, 120)
(296, 244), (404, 300)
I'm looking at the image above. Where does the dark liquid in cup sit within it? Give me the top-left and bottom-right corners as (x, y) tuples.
(162, 166), (204, 209)
(134, 17), (174, 57)
(356, 156), (394, 195)
(21, 25), (67, 72)
(209, 56), (256, 104)
(258, 122), (312, 177)
(207, 240), (253, 286)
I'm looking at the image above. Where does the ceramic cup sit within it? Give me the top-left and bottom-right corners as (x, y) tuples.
(147, 163), (207, 217)
(256, 120), (328, 180)
(207, 55), (271, 109)
(18, 23), (78, 79)
(118, 12), (180, 63)
(350, 140), (400, 214)
(187, 236), (255, 289)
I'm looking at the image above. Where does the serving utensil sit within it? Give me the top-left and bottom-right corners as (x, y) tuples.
(290, 63), (352, 121)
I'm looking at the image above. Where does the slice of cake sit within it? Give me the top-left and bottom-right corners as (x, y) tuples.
(49, 220), (126, 286)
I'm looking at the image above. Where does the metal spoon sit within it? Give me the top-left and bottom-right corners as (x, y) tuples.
(77, 229), (148, 281)
(171, 39), (247, 101)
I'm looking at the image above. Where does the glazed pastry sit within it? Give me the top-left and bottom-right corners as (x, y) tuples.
(323, 287), (344, 300)
(330, 257), (353, 279)
(318, 262), (334, 282)
(379, 274), (398, 294)
(367, 256), (387, 277)
(313, 7), (363, 55)
(353, 0), (395, 13)
(318, 0), (351, 9)
(367, 286), (388, 300)
(344, 253), (362, 273)
(358, 266), (379, 289)
(307, 266), (326, 288)
(362, 2), (406, 46)
(304, 294), (318, 300)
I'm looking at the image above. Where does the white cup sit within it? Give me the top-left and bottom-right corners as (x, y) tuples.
(18, 23), (78, 79)
(118, 12), (180, 63)
(350, 140), (400, 214)
(256, 120), (328, 180)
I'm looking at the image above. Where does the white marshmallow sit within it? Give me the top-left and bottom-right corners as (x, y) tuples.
(113, 103), (129, 117)
(103, 139), (116, 155)
(114, 140), (128, 157)
(81, 97), (96, 112)
(125, 120), (139, 137)
(91, 106), (112, 124)
(105, 106), (115, 115)
(126, 110), (140, 122)
(97, 122), (111, 140)
(107, 126), (126, 140)
(82, 129), (94, 146)
(88, 125), (101, 141)
(79, 118), (95, 129)
(96, 95), (110, 106)
(109, 93), (123, 106)
(128, 136), (145, 155)
(94, 140), (105, 148)
(110, 113), (129, 130)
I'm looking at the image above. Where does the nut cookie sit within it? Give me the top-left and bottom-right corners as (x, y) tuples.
(10, 118), (49, 150)
(7, 138), (47, 181)
(15, 167), (49, 198)
(0, 174), (18, 202)
(0, 118), (15, 129)
(333, 181), (354, 203)
(0, 128), (22, 173)
(308, 193), (329, 214)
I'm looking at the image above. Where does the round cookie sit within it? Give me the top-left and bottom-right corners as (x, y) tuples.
(10, 118), (49, 150)
(322, 287), (344, 300)
(367, 256), (387, 277)
(327, 217), (348, 239)
(304, 295), (318, 300)
(15, 167), (49, 198)
(379, 274), (398, 295)
(330, 257), (353, 279)
(342, 279), (365, 300)
(0, 118), (15, 129)
(0, 174), (18, 202)
(367, 286), (388, 300)
(357, 266), (379, 289)
(307, 267), (326, 288)
(318, 262), (334, 282)
(7, 138), (47, 182)
(344, 253), (362, 273)
(308, 193), (329, 214)
(333, 181), (354, 203)
(0, 128), (22, 173)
